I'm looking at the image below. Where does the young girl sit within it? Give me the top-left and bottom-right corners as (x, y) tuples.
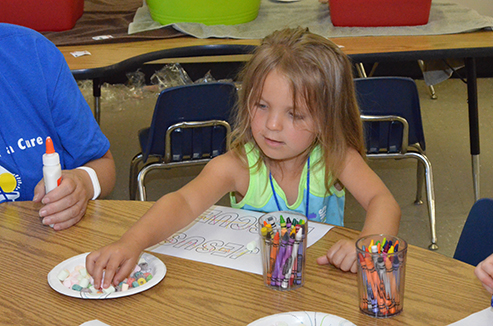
(86, 27), (401, 289)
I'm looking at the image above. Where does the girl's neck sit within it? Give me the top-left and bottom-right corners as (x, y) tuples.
(266, 154), (308, 181)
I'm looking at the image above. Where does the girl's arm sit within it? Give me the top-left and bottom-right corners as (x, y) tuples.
(317, 148), (401, 272)
(86, 151), (245, 289)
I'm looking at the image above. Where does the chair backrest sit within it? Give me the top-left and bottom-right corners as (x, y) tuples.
(454, 198), (493, 266)
(143, 82), (237, 162)
(354, 77), (426, 153)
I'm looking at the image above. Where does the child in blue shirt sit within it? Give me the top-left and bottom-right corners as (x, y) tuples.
(0, 23), (116, 229)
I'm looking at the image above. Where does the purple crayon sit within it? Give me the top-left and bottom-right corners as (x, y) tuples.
(279, 232), (295, 286)
(271, 232), (289, 286)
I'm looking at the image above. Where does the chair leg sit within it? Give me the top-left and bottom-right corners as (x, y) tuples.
(408, 152), (438, 250)
(414, 160), (424, 205)
(129, 153), (143, 200)
(356, 63), (368, 78)
(417, 60), (438, 100)
(137, 164), (154, 201)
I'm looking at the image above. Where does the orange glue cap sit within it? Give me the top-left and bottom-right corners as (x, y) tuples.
(45, 137), (55, 154)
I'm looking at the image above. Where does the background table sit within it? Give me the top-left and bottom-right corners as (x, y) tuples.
(61, 31), (493, 200)
(0, 200), (489, 325)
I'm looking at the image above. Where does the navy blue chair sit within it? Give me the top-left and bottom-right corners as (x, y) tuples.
(354, 77), (437, 250)
(454, 198), (493, 266)
(129, 82), (237, 200)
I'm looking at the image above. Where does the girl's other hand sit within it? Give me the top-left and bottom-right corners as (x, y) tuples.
(85, 240), (142, 290)
(475, 254), (493, 294)
(316, 239), (357, 273)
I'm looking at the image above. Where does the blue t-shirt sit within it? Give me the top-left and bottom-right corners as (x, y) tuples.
(0, 23), (110, 202)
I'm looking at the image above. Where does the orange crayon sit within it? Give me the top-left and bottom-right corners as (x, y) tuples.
(268, 231), (280, 280)
(365, 254), (388, 315)
(385, 255), (399, 312)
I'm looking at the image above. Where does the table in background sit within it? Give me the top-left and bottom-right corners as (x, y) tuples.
(0, 200), (488, 325)
(61, 31), (493, 200)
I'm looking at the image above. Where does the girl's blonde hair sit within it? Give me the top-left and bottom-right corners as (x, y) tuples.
(230, 27), (365, 192)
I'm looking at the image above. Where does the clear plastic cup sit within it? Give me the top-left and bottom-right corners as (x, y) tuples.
(258, 211), (308, 291)
(356, 234), (407, 318)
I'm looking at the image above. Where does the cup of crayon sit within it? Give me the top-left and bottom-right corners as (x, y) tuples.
(356, 234), (407, 318)
(258, 211), (308, 291)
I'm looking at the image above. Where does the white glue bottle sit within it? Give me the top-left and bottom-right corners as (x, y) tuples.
(43, 136), (62, 194)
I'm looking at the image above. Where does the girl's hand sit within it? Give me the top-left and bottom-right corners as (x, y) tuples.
(33, 169), (92, 230)
(316, 239), (358, 273)
(475, 254), (493, 294)
(85, 239), (143, 290)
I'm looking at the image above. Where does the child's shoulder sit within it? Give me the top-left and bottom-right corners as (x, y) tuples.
(208, 150), (248, 173)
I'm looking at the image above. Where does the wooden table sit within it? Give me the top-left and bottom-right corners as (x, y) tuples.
(0, 200), (489, 325)
(60, 31), (493, 200)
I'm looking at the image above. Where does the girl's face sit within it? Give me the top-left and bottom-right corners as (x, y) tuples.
(250, 69), (317, 164)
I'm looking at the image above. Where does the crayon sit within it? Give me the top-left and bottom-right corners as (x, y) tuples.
(282, 228), (302, 289)
(261, 227), (271, 276)
(385, 254), (399, 312)
(294, 223), (306, 285)
(286, 217), (292, 229)
(267, 231), (279, 280)
(266, 216), (277, 230)
(271, 232), (289, 286)
(376, 256), (393, 312)
(359, 253), (378, 314)
(365, 254), (388, 315)
(280, 215), (286, 230)
(279, 232), (295, 287)
(358, 253), (372, 310)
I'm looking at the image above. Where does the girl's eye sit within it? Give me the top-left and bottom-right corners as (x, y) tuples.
(256, 103), (267, 110)
(289, 111), (305, 120)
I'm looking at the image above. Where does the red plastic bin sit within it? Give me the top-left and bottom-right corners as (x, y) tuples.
(329, 0), (432, 27)
(0, 0), (84, 32)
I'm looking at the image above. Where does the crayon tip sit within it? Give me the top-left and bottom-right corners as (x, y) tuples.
(292, 218), (298, 226)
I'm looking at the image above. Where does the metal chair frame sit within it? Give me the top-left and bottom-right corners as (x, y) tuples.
(128, 82), (236, 201)
(129, 120), (231, 201)
(356, 77), (437, 250)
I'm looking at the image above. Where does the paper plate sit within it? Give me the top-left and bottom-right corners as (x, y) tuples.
(47, 252), (166, 299)
(248, 311), (356, 326)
